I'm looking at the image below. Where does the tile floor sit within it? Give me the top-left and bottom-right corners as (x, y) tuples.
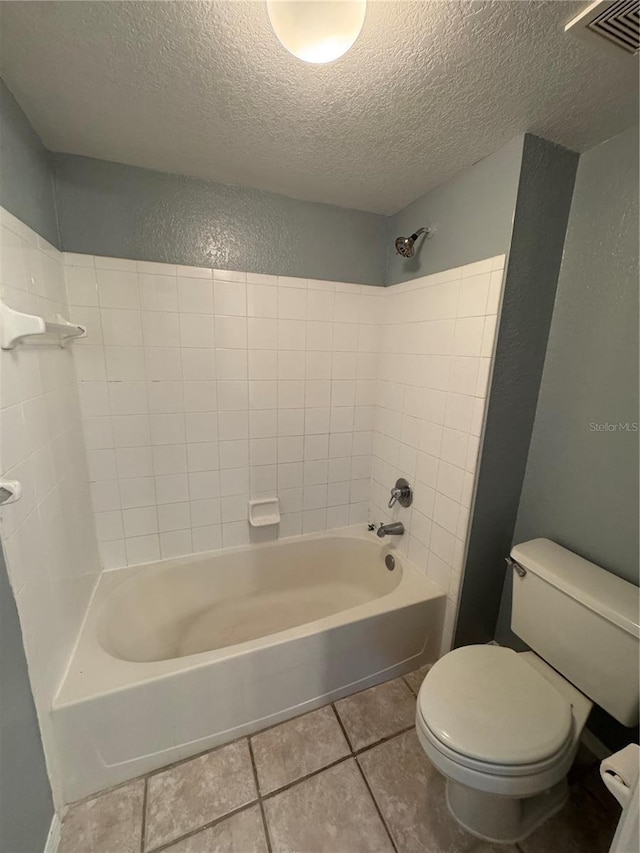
(58, 666), (620, 853)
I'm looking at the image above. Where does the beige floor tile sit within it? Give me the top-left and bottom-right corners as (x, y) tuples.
(59, 779), (144, 853)
(251, 705), (351, 794)
(358, 729), (479, 853)
(145, 740), (257, 850)
(403, 664), (431, 695)
(264, 759), (394, 853)
(519, 780), (617, 853)
(163, 805), (268, 853)
(335, 677), (416, 750)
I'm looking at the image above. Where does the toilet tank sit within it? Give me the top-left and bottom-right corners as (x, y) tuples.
(510, 538), (639, 727)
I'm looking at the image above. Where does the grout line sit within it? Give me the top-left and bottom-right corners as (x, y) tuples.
(260, 755), (353, 802)
(139, 777), (148, 853)
(257, 798), (273, 853)
(331, 702), (355, 753)
(402, 672), (425, 696)
(247, 736), (262, 796)
(247, 737), (273, 853)
(145, 801), (260, 853)
(353, 725), (415, 757)
(402, 674), (417, 695)
(143, 728), (257, 782)
(354, 756), (399, 853)
(247, 703), (339, 745)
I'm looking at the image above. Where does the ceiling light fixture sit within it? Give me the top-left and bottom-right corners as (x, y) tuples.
(267, 0), (366, 64)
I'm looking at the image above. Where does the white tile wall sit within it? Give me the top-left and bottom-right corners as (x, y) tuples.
(65, 255), (383, 567)
(0, 203), (504, 801)
(65, 250), (505, 656)
(0, 208), (101, 805)
(370, 255), (506, 655)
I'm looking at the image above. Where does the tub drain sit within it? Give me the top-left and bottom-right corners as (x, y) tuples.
(385, 554), (396, 571)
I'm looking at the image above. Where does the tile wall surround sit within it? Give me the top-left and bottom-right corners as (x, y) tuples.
(0, 207), (101, 804)
(370, 256), (505, 652)
(0, 200), (503, 808)
(66, 248), (504, 654)
(65, 254), (384, 568)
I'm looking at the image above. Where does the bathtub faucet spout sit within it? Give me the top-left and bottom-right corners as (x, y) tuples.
(376, 522), (404, 538)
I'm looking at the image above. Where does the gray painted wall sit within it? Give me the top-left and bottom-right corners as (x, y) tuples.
(513, 124), (639, 584)
(0, 547), (54, 853)
(2, 72), (387, 284)
(455, 135), (579, 647)
(1, 73), (527, 288)
(493, 127), (639, 749)
(496, 124), (639, 651)
(386, 136), (524, 285)
(54, 134), (527, 286)
(53, 153), (388, 285)
(0, 78), (58, 246)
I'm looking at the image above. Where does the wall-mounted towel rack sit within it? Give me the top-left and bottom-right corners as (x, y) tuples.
(0, 300), (86, 350)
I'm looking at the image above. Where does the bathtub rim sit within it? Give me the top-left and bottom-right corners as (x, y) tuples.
(54, 526), (444, 709)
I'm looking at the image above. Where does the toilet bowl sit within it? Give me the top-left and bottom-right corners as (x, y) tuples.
(416, 645), (592, 842)
(414, 539), (639, 844)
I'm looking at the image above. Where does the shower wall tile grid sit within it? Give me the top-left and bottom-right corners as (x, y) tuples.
(0, 207), (101, 803)
(65, 254), (384, 569)
(0, 199), (503, 806)
(64, 250), (505, 653)
(372, 256), (505, 652)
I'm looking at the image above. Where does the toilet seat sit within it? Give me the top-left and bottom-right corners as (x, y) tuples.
(418, 645), (573, 768)
(417, 711), (575, 779)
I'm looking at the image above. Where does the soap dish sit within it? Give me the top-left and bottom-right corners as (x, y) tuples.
(248, 498), (280, 528)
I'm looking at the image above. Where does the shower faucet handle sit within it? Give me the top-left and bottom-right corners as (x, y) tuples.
(388, 488), (402, 507)
(387, 478), (412, 508)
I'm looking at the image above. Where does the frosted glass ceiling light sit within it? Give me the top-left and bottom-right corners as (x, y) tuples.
(267, 0), (366, 64)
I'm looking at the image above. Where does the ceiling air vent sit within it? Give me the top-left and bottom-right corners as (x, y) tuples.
(565, 0), (639, 56)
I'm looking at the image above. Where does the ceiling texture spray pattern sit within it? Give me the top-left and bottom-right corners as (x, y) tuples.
(0, 0), (637, 214)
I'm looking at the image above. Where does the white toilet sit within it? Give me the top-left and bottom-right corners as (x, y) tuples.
(416, 538), (640, 844)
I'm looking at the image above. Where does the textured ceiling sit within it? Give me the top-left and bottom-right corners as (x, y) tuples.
(0, 0), (637, 214)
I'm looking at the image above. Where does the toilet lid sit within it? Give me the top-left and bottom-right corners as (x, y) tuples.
(418, 645), (573, 766)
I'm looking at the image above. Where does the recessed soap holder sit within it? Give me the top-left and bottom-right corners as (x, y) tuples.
(248, 498), (281, 528)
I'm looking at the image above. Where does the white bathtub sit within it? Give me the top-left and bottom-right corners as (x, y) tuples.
(52, 528), (445, 802)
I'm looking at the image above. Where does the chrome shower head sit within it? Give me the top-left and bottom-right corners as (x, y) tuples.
(394, 235), (415, 258)
(394, 227), (430, 258)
